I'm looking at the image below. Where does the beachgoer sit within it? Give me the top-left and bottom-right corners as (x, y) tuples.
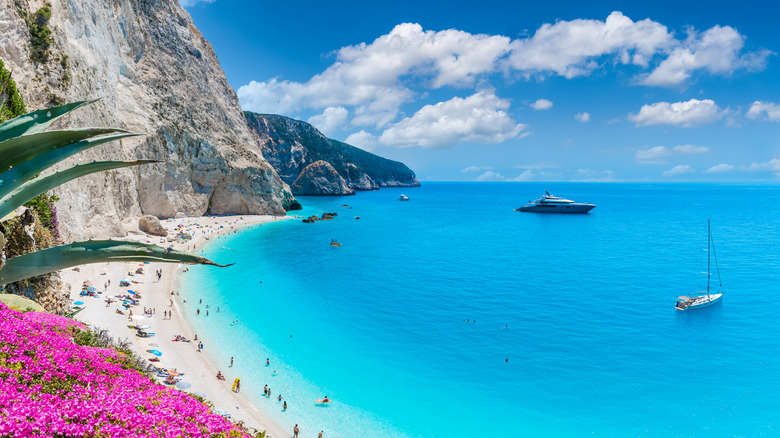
(323, 396), (330, 403)
(206, 310), (209, 316)
(266, 358), (270, 366)
(277, 394), (282, 401)
(230, 357), (234, 367)
(197, 309), (200, 315)
(319, 431), (323, 438)
(283, 401), (287, 410)
(293, 425), (300, 437)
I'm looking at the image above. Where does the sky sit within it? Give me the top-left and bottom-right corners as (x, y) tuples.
(181, 0), (780, 182)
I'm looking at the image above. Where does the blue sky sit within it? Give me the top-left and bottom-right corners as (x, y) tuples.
(182, 0), (780, 182)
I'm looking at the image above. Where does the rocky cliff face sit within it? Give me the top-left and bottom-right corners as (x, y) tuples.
(0, 0), (299, 241)
(245, 112), (420, 195)
(292, 161), (354, 196)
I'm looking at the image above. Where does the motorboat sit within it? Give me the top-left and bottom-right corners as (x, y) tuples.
(676, 219), (724, 310)
(516, 190), (595, 213)
(398, 194), (409, 201)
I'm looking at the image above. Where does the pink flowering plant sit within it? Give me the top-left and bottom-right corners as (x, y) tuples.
(0, 302), (262, 437)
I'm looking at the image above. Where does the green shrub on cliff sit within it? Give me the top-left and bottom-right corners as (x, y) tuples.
(0, 59), (26, 121)
(23, 5), (54, 63)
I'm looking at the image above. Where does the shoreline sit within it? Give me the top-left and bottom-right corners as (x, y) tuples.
(61, 214), (294, 438)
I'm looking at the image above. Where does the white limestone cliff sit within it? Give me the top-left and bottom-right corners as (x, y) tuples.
(0, 0), (299, 241)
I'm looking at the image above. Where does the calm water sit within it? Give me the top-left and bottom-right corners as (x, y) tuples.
(183, 182), (780, 437)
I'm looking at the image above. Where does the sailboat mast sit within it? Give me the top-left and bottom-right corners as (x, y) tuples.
(707, 218), (711, 296)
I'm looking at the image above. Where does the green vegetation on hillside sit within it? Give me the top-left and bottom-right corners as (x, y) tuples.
(0, 59), (27, 121)
(18, 4), (55, 63)
(245, 111), (418, 187)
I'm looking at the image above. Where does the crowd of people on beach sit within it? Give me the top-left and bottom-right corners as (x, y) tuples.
(70, 215), (335, 438)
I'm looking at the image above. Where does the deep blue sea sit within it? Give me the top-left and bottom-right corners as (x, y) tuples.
(183, 182), (780, 437)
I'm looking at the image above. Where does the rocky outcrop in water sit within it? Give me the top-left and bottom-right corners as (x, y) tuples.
(245, 112), (420, 195)
(0, 0), (300, 241)
(292, 161), (354, 196)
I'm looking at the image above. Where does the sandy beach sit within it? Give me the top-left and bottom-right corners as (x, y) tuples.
(60, 214), (293, 438)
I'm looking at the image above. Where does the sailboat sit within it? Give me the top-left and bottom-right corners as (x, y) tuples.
(675, 219), (724, 310)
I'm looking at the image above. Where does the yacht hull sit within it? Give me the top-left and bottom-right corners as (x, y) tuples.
(676, 293), (723, 311)
(518, 204), (595, 213)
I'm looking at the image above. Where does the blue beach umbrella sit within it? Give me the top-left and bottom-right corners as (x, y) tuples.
(175, 381), (192, 390)
(149, 350), (162, 356)
(87, 286), (96, 292)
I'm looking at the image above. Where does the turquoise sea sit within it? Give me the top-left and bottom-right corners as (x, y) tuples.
(183, 182), (780, 437)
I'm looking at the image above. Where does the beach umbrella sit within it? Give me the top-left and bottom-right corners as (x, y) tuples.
(127, 290), (137, 295)
(148, 342), (159, 347)
(130, 315), (145, 320)
(73, 301), (84, 306)
(149, 350), (162, 356)
(87, 286), (96, 292)
(137, 325), (152, 330)
(175, 381), (192, 390)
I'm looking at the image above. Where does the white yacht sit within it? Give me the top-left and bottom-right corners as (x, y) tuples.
(517, 190), (595, 213)
(398, 194), (409, 201)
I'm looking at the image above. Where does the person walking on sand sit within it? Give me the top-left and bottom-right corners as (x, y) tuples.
(293, 424), (299, 437)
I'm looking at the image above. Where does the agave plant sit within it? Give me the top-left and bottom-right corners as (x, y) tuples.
(0, 100), (230, 286)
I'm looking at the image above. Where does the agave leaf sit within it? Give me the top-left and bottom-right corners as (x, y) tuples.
(0, 100), (96, 143)
(0, 128), (129, 175)
(0, 240), (233, 285)
(0, 160), (158, 220)
(0, 132), (141, 200)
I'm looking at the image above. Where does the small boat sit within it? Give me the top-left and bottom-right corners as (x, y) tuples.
(330, 239), (342, 247)
(676, 219), (724, 311)
(516, 190), (595, 213)
(398, 194), (409, 201)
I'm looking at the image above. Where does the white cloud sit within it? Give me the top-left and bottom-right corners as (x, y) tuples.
(475, 170), (541, 182)
(639, 26), (772, 87)
(704, 164), (735, 174)
(661, 164), (695, 177)
(575, 112), (590, 122)
(377, 92), (525, 149)
(179, 0), (215, 6)
(572, 168), (617, 181)
(635, 144), (710, 163)
(307, 107), (349, 136)
(746, 101), (780, 122)
(344, 130), (378, 152)
(745, 158), (780, 176)
(507, 11), (673, 78)
(237, 14), (768, 150)
(462, 166), (493, 173)
(530, 99), (553, 110)
(629, 98), (724, 127)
